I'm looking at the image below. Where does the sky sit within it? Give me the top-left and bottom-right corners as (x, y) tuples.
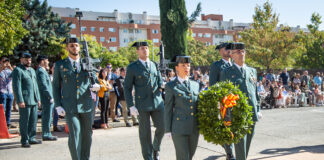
(43, 0), (324, 30)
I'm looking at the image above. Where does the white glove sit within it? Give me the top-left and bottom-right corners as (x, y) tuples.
(90, 83), (101, 92)
(50, 98), (54, 104)
(164, 132), (172, 138)
(56, 106), (66, 117)
(129, 106), (139, 116)
(257, 112), (263, 119)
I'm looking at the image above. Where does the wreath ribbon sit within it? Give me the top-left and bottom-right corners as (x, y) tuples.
(221, 93), (239, 126)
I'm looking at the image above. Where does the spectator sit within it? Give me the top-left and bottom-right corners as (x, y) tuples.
(294, 85), (306, 107)
(314, 85), (323, 105)
(115, 67), (138, 127)
(301, 71), (310, 89)
(98, 69), (112, 129)
(266, 69), (275, 82)
(0, 57), (16, 129)
(280, 68), (289, 89)
(293, 73), (301, 86)
(106, 63), (119, 122)
(314, 72), (322, 90)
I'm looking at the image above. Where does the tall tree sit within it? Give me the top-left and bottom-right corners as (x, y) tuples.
(239, 1), (302, 70)
(0, 0), (28, 55)
(159, 0), (201, 60)
(296, 13), (324, 69)
(15, 0), (71, 56)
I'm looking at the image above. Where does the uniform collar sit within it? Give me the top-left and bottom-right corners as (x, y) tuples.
(222, 59), (231, 65)
(177, 76), (189, 83)
(234, 63), (246, 70)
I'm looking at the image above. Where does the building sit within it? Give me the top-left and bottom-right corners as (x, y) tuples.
(51, 7), (251, 51)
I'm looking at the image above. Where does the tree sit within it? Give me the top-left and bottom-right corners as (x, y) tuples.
(187, 31), (220, 66)
(296, 13), (324, 69)
(15, 0), (71, 56)
(159, 0), (201, 60)
(239, 1), (302, 70)
(0, 0), (28, 55)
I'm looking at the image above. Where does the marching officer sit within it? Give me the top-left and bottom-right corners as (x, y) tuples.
(36, 55), (57, 141)
(164, 56), (200, 160)
(124, 41), (165, 160)
(53, 37), (100, 160)
(12, 52), (42, 148)
(209, 43), (235, 160)
(220, 42), (261, 160)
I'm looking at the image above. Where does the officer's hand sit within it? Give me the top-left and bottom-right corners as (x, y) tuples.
(56, 106), (66, 117)
(164, 133), (172, 138)
(129, 106), (139, 116)
(50, 99), (54, 104)
(19, 102), (25, 108)
(90, 83), (101, 92)
(38, 101), (41, 109)
(257, 112), (263, 119)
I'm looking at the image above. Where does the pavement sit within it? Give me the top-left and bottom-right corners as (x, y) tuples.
(0, 106), (324, 160)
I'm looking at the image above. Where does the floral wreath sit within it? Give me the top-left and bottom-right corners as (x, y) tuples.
(197, 81), (254, 145)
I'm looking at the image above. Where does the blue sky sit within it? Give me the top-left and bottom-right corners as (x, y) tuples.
(44, 0), (324, 30)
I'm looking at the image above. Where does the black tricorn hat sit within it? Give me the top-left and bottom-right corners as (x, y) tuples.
(36, 55), (48, 63)
(64, 37), (79, 44)
(173, 55), (191, 64)
(226, 42), (245, 50)
(20, 52), (32, 58)
(215, 43), (228, 50)
(131, 41), (148, 47)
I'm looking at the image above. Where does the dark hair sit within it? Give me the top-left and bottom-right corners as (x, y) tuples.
(99, 69), (108, 80)
(120, 67), (126, 72)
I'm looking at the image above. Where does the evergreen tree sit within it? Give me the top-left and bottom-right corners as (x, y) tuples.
(15, 0), (71, 57)
(159, 0), (201, 60)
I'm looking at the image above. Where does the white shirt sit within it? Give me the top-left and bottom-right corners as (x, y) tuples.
(139, 58), (150, 69)
(222, 59), (232, 66)
(177, 76), (189, 84)
(234, 63), (246, 70)
(68, 56), (80, 72)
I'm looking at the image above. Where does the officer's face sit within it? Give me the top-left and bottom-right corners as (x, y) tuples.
(176, 63), (191, 77)
(137, 46), (149, 60)
(23, 58), (32, 67)
(230, 49), (245, 64)
(220, 48), (230, 58)
(67, 43), (80, 56)
(44, 59), (49, 68)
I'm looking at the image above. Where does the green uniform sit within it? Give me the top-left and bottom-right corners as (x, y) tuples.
(165, 77), (200, 160)
(36, 67), (54, 139)
(124, 60), (165, 160)
(209, 59), (234, 156)
(220, 64), (260, 160)
(12, 64), (40, 145)
(53, 58), (98, 160)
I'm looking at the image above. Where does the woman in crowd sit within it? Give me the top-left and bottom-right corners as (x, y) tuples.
(98, 68), (112, 129)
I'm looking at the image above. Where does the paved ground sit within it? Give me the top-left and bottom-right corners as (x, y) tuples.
(0, 106), (324, 160)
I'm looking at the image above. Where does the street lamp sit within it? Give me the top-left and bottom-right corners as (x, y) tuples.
(75, 11), (83, 39)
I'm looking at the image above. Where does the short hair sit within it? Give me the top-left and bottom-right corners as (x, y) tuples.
(120, 67), (126, 72)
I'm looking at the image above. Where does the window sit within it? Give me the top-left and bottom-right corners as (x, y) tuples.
(123, 38), (129, 43)
(91, 27), (95, 32)
(215, 34), (225, 38)
(109, 28), (116, 32)
(100, 37), (105, 42)
(152, 29), (159, 34)
(135, 29), (142, 33)
(192, 33), (196, 37)
(123, 29), (128, 33)
(70, 24), (76, 29)
(70, 34), (76, 38)
(205, 42), (211, 46)
(110, 37), (116, 42)
(81, 27), (86, 31)
(128, 29), (134, 33)
(198, 33), (202, 37)
(109, 47), (117, 52)
(100, 27), (104, 32)
(153, 39), (159, 43)
(205, 33), (211, 38)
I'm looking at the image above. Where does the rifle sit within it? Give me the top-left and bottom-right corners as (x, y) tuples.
(156, 41), (168, 76)
(80, 39), (101, 86)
